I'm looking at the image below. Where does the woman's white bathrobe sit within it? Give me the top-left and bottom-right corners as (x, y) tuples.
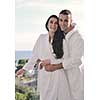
(23, 27), (84, 100)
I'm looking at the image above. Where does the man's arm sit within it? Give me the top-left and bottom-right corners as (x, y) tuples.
(62, 34), (84, 70)
(44, 63), (63, 72)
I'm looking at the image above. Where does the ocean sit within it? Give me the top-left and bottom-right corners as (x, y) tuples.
(15, 50), (32, 60)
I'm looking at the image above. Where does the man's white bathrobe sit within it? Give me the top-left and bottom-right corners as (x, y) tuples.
(23, 26), (84, 100)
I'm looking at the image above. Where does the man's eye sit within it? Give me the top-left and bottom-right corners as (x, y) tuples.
(59, 19), (63, 21)
(65, 20), (68, 22)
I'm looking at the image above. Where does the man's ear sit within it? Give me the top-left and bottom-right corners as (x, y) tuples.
(71, 18), (72, 23)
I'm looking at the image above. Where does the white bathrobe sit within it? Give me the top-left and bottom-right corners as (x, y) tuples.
(62, 26), (84, 100)
(23, 26), (84, 100)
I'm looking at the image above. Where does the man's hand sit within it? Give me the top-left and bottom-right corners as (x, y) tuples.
(39, 59), (51, 69)
(44, 63), (63, 72)
(44, 64), (57, 72)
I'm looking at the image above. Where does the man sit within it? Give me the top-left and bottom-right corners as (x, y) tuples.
(59, 9), (84, 100)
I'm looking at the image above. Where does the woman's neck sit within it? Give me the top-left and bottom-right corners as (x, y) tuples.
(48, 32), (54, 43)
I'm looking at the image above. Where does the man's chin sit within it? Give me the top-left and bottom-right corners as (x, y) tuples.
(61, 27), (67, 32)
(61, 28), (65, 31)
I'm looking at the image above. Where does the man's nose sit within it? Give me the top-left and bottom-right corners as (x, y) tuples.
(61, 21), (65, 26)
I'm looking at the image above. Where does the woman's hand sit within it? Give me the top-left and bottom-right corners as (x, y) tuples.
(15, 68), (25, 76)
(41, 59), (51, 66)
(39, 59), (51, 69)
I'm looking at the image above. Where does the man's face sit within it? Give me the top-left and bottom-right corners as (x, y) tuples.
(59, 14), (72, 32)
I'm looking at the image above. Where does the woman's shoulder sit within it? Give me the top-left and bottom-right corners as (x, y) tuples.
(37, 33), (48, 42)
(39, 33), (48, 38)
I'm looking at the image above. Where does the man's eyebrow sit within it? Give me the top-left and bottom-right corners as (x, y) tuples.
(64, 19), (68, 22)
(59, 18), (63, 20)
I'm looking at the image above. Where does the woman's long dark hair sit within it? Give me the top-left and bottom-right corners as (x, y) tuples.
(45, 15), (65, 59)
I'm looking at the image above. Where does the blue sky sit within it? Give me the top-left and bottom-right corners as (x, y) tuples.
(15, 0), (84, 50)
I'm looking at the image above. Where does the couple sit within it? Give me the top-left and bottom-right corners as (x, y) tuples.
(16, 9), (84, 100)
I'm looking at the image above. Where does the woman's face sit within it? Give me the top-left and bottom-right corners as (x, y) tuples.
(47, 17), (58, 34)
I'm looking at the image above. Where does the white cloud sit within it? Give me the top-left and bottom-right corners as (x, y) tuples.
(16, 0), (82, 10)
(15, 32), (41, 50)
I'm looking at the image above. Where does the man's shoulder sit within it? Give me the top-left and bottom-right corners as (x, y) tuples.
(68, 30), (83, 45)
(71, 30), (83, 40)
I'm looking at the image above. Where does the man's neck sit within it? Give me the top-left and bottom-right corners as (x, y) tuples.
(64, 25), (74, 35)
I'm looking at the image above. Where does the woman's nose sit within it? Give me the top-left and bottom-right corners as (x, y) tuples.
(53, 23), (56, 27)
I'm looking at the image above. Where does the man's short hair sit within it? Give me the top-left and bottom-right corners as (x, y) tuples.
(59, 9), (72, 15)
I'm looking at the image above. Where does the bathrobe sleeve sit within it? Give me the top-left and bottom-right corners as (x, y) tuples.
(62, 33), (84, 70)
(23, 35), (41, 71)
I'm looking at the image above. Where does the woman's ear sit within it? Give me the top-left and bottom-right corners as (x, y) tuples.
(47, 25), (49, 31)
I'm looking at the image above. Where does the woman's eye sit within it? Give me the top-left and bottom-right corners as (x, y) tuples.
(50, 21), (53, 24)
(55, 22), (58, 24)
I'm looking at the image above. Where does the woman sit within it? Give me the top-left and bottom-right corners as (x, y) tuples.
(16, 15), (70, 100)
